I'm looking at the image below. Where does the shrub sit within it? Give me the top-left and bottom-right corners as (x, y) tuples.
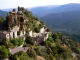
(0, 45), (11, 59)
(13, 51), (34, 60)
(52, 33), (59, 40)
(47, 37), (54, 42)
(10, 37), (24, 46)
(34, 27), (40, 33)
(25, 36), (34, 45)
(26, 30), (29, 35)
(4, 41), (14, 48)
(27, 47), (37, 60)
(0, 16), (4, 24)
(48, 54), (54, 60)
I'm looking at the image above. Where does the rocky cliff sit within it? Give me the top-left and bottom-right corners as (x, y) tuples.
(6, 6), (45, 31)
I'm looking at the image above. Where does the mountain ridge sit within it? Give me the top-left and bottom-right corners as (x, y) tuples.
(29, 3), (80, 17)
(1, 3), (80, 18)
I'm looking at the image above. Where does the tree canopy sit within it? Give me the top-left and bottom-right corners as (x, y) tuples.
(12, 51), (34, 60)
(10, 37), (24, 46)
(0, 45), (11, 59)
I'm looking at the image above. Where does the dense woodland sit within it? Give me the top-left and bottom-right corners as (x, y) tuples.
(40, 11), (80, 42)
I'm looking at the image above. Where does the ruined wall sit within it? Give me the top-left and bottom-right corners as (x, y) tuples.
(29, 31), (32, 37)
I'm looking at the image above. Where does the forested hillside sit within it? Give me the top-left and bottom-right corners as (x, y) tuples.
(40, 11), (80, 42)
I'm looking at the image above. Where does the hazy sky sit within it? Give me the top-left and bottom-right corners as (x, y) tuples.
(0, 0), (80, 9)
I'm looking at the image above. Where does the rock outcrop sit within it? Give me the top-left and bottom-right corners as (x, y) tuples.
(6, 6), (26, 31)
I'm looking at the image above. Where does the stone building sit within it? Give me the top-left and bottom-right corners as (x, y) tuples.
(32, 27), (49, 45)
(0, 31), (9, 41)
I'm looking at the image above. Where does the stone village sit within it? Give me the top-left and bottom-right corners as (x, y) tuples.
(0, 7), (49, 55)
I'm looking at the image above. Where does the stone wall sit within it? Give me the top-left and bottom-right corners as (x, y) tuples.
(10, 31), (13, 38)
(13, 31), (18, 38)
(29, 31), (32, 37)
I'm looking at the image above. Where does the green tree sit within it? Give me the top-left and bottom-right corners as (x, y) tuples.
(0, 16), (4, 24)
(27, 47), (37, 60)
(25, 36), (34, 45)
(47, 37), (54, 42)
(48, 54), (54, 60)
(13, 51), (34, 60)
(62, 52), (71, 60)
(52, 33), (59, 40)
(11, 37), (24, 46)
(55, 39), (62, 44)
(0, 45), (11, 59)
(47, 33), (54, 42)
(34, 27), (40, 33)
(4, 41), (14, 48)
(26, 29), (29, 35)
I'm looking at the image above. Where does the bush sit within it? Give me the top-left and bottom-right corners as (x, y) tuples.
(55, 39), (62, 44)
(0, 16), (4, 24)
(62, 52), (71, 60)
(0, 45), (11, 59)
(27, 47), (37, 60)
(10, 37), (24, 46)
(34, 27), (40, 33)
(25, 36), (34, 45)
(72, 47), (80, 53)
(4, 41), (14, 48)
(48, 54), (54, 60)
(13, 51), (34, 60)
(52, 33), (59, 40)
(47, 33), (54, 42)
(26, 30), (29, 36)
(47, 37), (54, 42)
(57, 45), (71, 54)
